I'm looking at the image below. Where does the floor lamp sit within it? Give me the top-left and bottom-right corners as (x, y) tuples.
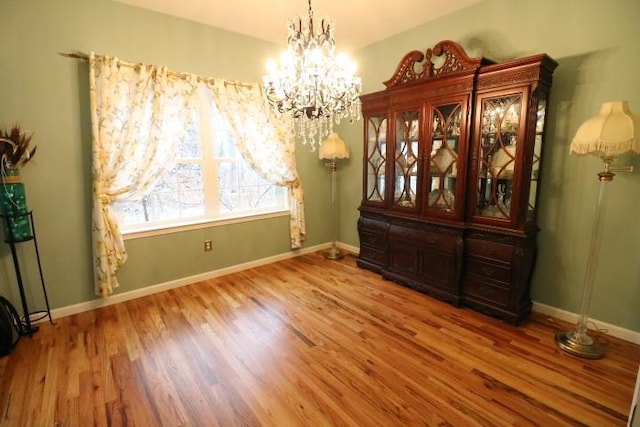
(319, 132), (350, 260)
(555, 101), (640, 359)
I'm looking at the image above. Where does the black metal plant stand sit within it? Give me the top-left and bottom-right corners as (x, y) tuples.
(1, 211), (54, 336)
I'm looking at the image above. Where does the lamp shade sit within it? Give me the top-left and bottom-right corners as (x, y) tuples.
(319, 132), (350, 160)
(570, 101), (640, 157)
(490, 145), (516, 178)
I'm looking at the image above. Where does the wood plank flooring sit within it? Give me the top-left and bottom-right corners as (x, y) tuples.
(0, 252), (638, 426)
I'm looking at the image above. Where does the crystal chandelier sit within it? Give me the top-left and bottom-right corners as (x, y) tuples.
(263, 0), (362, 150)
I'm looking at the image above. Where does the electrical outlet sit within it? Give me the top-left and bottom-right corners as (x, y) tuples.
(204, 240), (213, 252)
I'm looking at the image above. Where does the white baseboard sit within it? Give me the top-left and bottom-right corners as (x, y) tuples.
(47, 242), (639, 345)
(532, 302), (640, 345)
(50, 243), (329, 320)
(338, 242), (360, 255)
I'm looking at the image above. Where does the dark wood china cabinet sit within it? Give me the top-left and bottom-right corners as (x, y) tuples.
(357, 40), (557, 323)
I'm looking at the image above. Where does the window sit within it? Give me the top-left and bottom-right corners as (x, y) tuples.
(113, 94), (288, 233)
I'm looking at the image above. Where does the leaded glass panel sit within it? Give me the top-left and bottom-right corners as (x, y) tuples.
(476, 95), (521, 219)
(393, 110), (420, 207)
(427, 103), (461, 213)
(365, 116), (387, 202)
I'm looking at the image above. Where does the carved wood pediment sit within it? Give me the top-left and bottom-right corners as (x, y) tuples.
(383, 40), (488, 88)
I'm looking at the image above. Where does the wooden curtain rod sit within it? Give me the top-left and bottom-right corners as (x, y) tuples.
(60, 51), (90, 61)
(59, 51), (256, 88)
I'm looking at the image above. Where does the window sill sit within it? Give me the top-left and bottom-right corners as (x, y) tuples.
(121, 209), (289, 240)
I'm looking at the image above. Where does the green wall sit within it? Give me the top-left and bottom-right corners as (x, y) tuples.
(338, 0), (640, 331)
(0, 0), (331, 309)
(1, 0), (638, 332)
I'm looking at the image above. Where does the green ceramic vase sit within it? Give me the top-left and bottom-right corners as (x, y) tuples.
(0, 169), (32, 241)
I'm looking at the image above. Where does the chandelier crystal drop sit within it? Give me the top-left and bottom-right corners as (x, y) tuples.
(263, 0), (362, 150)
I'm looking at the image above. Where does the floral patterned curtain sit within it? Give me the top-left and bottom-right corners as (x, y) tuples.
(88, 53), (197, 296)
(206, 80), (306, 248)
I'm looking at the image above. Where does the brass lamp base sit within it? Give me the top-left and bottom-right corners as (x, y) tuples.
(323, 245), (345, 260)
(555, 331), (604, 359)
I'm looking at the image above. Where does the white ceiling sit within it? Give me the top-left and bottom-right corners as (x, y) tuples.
(114, 0), (482, 51)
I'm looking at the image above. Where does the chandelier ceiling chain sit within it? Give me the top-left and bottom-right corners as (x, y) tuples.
(263, 0), (362, 150)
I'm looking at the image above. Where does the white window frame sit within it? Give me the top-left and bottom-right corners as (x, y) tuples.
(116, 90), (289, 240)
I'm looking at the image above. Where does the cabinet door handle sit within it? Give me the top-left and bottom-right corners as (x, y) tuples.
(481, 285), (496, 297)
(482, 267), (496, 277)
(482, 245), (498, 257)
(427, 238), (439, 244)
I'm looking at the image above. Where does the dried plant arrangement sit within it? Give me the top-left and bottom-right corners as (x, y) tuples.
(0, 124), (37, 169)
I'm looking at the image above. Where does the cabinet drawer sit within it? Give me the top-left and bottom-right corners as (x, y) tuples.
(463, 277), (510, 307)
(466, 239), (513, 262)
(389, 225), (456, 251)
(360, 231), (385, 247)
(420, 231), (456, 252)
(359, 216), (389, 234)
(359, 246), (386, 265)
(466, 258), (512, 284)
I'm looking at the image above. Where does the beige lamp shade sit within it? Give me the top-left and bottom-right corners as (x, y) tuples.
(431, 148), (455, 175)
(570, 101), (640, 157)
(490, 145), (516, 178)
(319, 133), (350, 160)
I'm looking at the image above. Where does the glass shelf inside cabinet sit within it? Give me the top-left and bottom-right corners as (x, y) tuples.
(476, 95), (522, 219)
(427, 103), (461, 212)
(366, 116), (387, 203)
(394, 110), (419, 208)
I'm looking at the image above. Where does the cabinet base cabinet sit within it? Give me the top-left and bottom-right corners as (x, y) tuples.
(356, 215), (389, 273)
(460, 233), (537, 323)
(420, 246), (460, 299)
(384, 228), (462, 306)
(357, 246), (387, 273)
(357, 213), (537, 323)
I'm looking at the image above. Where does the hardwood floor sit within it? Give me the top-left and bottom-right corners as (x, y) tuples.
(1, 252), (638, 426)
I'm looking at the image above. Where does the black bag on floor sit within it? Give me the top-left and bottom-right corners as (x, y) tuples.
(0, 295), (25, 357)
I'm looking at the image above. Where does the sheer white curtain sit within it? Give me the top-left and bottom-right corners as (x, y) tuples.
(207, 79), (306, 248)
(88, 53), (197, 296)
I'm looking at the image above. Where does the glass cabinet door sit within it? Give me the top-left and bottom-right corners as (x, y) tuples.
(527, 95), (547, 221)
(427, 102), (462, 214)
(393, 110), (420, 208)
(476, 94), (522, 219)
(365, 115), (388, 203)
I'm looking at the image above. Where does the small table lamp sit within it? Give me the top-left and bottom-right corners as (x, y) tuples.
(555, 101), (640, 359)
(319, 132), (350, 260)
